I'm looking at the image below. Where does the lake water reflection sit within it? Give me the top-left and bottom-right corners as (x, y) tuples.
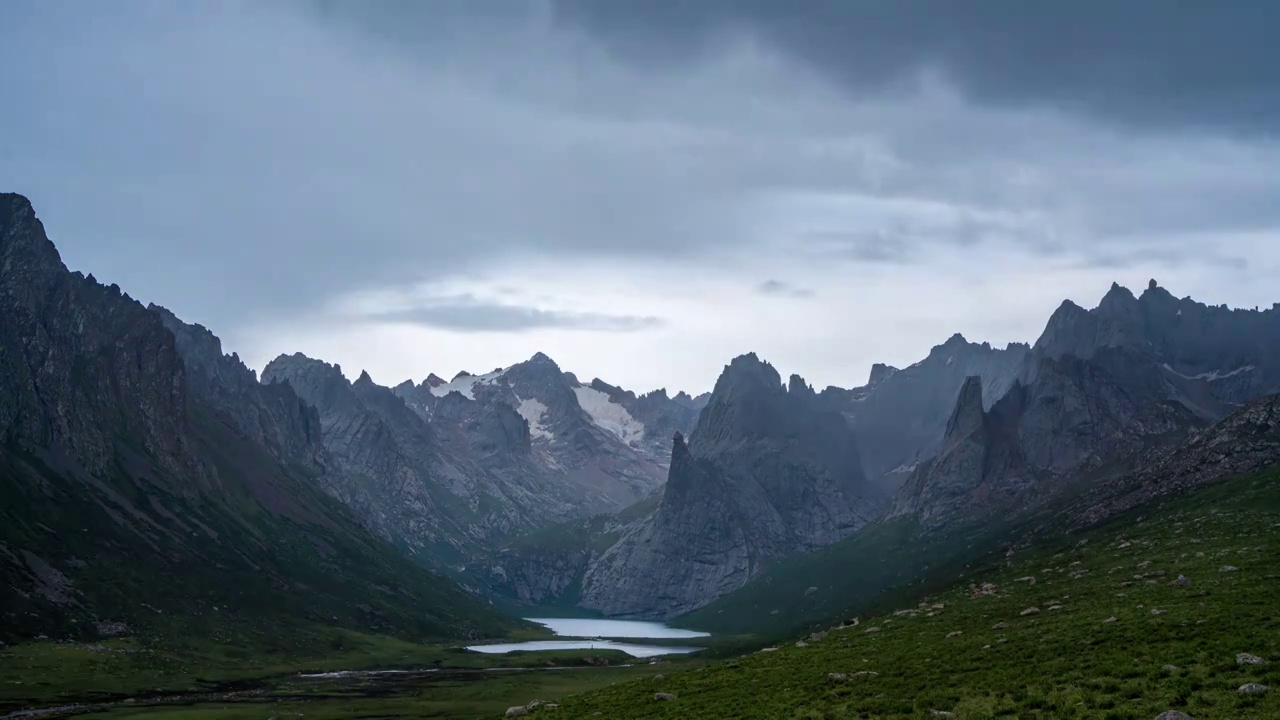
(464, 617), (710, 658)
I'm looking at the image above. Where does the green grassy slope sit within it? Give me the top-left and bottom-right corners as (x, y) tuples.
(678, 516), (1014, 639)
(553, 466), (1280, 719)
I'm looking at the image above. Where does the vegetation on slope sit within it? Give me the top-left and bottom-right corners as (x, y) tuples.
(0, 403), (523, 645)
(552, 466), (1280, 719)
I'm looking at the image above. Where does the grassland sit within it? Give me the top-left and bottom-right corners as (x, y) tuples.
(0, 621), (695, 719)
(551, 466), (1280, 719)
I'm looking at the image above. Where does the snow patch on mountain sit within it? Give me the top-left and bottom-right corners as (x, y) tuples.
(1162, 363), (1256, 382)
(573, 386), (646, 446)
(430, 368), (506, 399)
(516, 397), (554, 440)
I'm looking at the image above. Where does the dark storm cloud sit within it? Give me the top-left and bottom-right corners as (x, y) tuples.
(5, 0), (1280, 356)
(365, 295), (663, 333)
(552, 0), (1280, 133)
(757, 280), (815, 298)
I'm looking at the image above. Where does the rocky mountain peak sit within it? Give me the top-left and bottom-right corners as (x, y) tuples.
(716, 352), (781, 393)
(2, 192), (66, 283)
(526, 351), (560, 369)
(355, 369), (375, 386)
(642, 388), (671, 402)
(788, 373), (815, 397)
(264, 353), (347, 386)
(943, 376), (986, 442)
(424, 373), (446, 388)
(453, 370), (474, 380)
(868, 363), (899, 385)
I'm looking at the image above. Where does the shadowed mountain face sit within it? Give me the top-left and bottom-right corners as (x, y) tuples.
(822, 335), (1030, 488)
(886, 280), (1280, 532)
(576, 354), (886, 618)
(0, 193), (516, 642)
(1032, 280), (1280, 413)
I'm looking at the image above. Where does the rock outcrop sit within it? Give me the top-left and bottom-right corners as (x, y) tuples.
(578, 354), (886, 617)
(1068, 392), (1280, 527)
(889, 345), (1203, 529)
(825, 334), (1030, 485)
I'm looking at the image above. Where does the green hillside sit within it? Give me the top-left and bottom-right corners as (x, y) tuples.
(552, 465), (1280, 719)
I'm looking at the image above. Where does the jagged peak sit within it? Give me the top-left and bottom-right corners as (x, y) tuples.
(526, 351), (559, 369)
(671, 431), (689, 457)
(424, 373), (446, 387)
(641, 387), (670, 401)
(354, 370), (375, 385)
(1, 192), (65, 272)
(452, 370), (473, 381)
(1098, 281), (1139, 312)
(868, 362), (899, 385)
(926, 332), (980, 358)
(263, 352), (345, 382)
(787, 373), (814, 396)
(716, 352), (782, 391)
(942, 375), (986, 442)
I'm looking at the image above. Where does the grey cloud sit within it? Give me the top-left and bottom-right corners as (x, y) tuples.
(363, 294), (663, 333)
(757, 280), (814, 298)
(552, 0), (1280, 133)
(4, 0), (1279, 344)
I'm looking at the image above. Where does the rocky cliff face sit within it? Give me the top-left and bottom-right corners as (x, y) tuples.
(391, 352), (671, 515)
(1034, 280), (1280, 411)
(0, 193), (515, 642)
(0, 193), (206, 488)
(887, 346), (1202, 529)
(578, 354), (885, 618)
(150, 305), (325, 469)
(884, 281), (1279, 531)
(262, 353), (535, 560)
(1067, 392), (1280, 528)
(826, 334), (1030, 484)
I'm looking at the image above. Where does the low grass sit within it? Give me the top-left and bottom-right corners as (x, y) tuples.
(551, 466), (1280, 718)
(74, 663), (666, 720)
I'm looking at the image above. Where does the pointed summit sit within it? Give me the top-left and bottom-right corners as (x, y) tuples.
(527, 351), (559, 367)
(788, 373), (814, 397)
(424, 373), (446, 388)
(943, 376), (986, 443)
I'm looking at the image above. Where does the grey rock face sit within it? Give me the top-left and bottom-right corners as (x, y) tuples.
(150, 305), (325, 470)
(1034, 280), (1280, 412)
(579, 354), (885, 617)
(1068, 394), (1280, 528)
(891, 346), (1202, 529)
(394, 352), (670, 515)
(827, 334), (1030, 484)
(0, 193), (208, 487)
(263, 353), (563, 558)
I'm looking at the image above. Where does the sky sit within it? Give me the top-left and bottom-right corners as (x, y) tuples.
(3, 0), (1279, 394)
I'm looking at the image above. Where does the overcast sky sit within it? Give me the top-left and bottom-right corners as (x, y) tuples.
(4, 1), (1279, 393)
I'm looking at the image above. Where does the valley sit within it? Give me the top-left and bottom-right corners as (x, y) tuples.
(4, 190), (1280, 720)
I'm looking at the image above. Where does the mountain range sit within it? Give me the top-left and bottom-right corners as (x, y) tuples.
(4, 191), (1280, 647)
